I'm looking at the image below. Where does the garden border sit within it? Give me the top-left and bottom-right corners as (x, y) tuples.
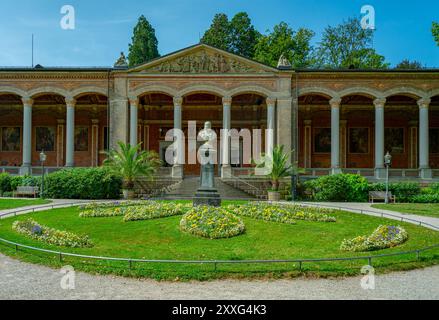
(0, 201), (438, 272)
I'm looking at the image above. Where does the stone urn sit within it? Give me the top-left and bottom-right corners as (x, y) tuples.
(267, 191), (281, 202)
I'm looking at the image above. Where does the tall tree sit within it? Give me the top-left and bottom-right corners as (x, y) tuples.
(253, 22), (315, 68)
(315, 17), (389, 69)
(128, 15), (160, 67)
(229, 12), (260, 58)
(433, 22), (439, 46)
(200, 13), (231, 51)
(395, 59), (424, 69)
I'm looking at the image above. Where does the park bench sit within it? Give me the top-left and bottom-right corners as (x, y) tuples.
(13, 186), (39, 198)
(369, 191), (396, 203)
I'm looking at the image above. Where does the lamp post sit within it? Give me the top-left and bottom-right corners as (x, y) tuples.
(384, 151), (392, 204)
(39, 150), (46, 199)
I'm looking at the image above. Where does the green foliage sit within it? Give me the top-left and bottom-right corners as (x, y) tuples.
(201, 12), (260, 58)
(256, 145), (300, 191)
(254, 22), (315, 68)
(306, 174), (369, 202)
(128, 15), (160, 67)
(104, 142), (161, 189)
(395, 59), (424, 69)
(369, 182), (421, 203)
(315, 17), (389, 69)
(44, 168), (122, 199)
(409, 194), (439, 204)
(432, 22), (439, 46)
(0, 173), (11, 195)
(0, 174), (41, 196)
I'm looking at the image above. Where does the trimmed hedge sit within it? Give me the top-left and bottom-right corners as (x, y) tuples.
(44, 168), (122, 199)
(369, 182), (421, 203)
(304, 174), (369, 202)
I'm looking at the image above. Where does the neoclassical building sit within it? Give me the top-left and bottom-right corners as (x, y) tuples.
(0, 44), (438, 181)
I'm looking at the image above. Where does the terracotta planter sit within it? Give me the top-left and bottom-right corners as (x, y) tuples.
(268, 191), (281, 202)
(122, 189), (135, 200)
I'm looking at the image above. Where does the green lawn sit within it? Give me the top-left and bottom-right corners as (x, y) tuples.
(372, 203), (439, 218)
(0, 198), (51, 210)
(0, 200), (438, 280)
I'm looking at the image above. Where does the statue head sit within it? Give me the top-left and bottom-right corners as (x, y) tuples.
(204, 121), (212, 130)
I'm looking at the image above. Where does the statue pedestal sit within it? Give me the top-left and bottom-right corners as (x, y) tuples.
(193, 162), (221, 207)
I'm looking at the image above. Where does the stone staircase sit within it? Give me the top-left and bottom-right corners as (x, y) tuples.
(158, 176), (256, 200)
(134, 177), (182, 199)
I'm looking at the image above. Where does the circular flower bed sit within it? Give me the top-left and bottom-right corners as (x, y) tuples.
(180, 206), (246, 239)
(340, 225), (408, 252)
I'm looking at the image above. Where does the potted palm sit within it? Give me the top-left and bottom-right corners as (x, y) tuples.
(104, 142), (161, 199)
(256, 145), (301, 201)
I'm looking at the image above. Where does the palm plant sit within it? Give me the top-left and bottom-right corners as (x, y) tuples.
(104, 142), (161, 194)
(256, 145), (302, 191)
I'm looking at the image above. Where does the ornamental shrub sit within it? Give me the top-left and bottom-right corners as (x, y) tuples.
(44, 168), (122, 199)
(306, 174), (369, 202)
(409, 194), (439, 203)
(369, 182), (421, 203)
(0, 173), (11, 195)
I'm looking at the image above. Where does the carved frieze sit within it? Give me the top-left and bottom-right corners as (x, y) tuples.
(142, 50), (267, 74)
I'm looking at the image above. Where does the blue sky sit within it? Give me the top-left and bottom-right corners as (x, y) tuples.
(0, 0), (437, 67)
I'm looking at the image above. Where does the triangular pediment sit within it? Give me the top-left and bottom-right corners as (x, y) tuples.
(128, 44), (277, 74)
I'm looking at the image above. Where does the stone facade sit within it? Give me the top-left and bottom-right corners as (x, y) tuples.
(0, 44), (438, 179)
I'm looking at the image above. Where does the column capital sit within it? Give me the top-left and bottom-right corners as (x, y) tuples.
(21, 97), (33, 106)
(173, 96), (183, 106)
(91, 119), (100, 125)
(65, 97), (76, 107)
(373, 98), (386, 108)
(418, 98), (431, 109)
(222, 96), (232, 106)
(329, 97), (342, 108)
(266, 97), (276, 106)
(57, 119), (66, 124)
(128, 97), (139, 106)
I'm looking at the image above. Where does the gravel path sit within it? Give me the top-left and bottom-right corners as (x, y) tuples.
(0, 254), (438, 300)
(0, 200), (438, 300)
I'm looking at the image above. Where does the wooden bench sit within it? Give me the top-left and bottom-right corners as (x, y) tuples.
(13, 186), (39, 198)
(369, 191), (396, 203)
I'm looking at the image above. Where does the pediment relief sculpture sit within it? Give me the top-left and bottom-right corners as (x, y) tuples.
(143, 50), (268, 74)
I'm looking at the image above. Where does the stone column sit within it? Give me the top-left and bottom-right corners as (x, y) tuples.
(330, 97), (342, 174)
(221, 96), (232, 178)
(65, 98), (76, 167)
(277, 97), (292, 163)
(91, 119), (99, 167)
(109, 98), (129, 150)
(129, 98), (138, 147)
(172, 97), (184, 179)
(266, 97), (276, 156)
(20, 97), (33, 175)
(374, 98), (386, 179)
(418, 98), (432, 179)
